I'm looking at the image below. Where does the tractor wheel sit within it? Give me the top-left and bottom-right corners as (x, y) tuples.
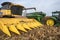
(46, 19), (54, 26)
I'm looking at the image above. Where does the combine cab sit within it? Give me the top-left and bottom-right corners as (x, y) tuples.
(0, 2), (43, 36)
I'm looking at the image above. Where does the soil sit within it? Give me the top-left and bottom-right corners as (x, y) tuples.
(0, 25), (60, 40)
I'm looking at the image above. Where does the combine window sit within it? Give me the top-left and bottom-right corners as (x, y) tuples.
(11, 6), (24, 15)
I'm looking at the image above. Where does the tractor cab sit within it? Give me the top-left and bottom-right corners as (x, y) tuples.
(52, 11), (60, 20)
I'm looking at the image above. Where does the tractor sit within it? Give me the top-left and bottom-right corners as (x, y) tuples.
(42, 11), (60, 26)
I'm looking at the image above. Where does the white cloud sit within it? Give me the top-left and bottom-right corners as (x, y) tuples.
(0, 0), (60, 16)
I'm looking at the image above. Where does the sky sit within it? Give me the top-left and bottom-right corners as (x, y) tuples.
(0, 0), (60, 16)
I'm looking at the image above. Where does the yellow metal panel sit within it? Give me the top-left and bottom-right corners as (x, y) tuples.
(0, 21), (11, 36)
(33, 19), (43, 27)
(26, 22), (35, 28)
(16, 23), (27, 32)
(8, 25), (20, 35)
(0, 9), (11, 15)
(21, 22), (32, 30)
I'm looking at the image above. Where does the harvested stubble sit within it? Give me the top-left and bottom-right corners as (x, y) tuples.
(0, 25), (60, 40)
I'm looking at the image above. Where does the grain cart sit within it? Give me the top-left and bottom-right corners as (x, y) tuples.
(0, 2), (43, 36)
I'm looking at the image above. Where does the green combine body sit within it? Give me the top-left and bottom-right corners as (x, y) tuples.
(26, 12), (46, 22)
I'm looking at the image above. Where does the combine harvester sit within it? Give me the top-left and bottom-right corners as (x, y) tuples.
(0, 2), (43, 36)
